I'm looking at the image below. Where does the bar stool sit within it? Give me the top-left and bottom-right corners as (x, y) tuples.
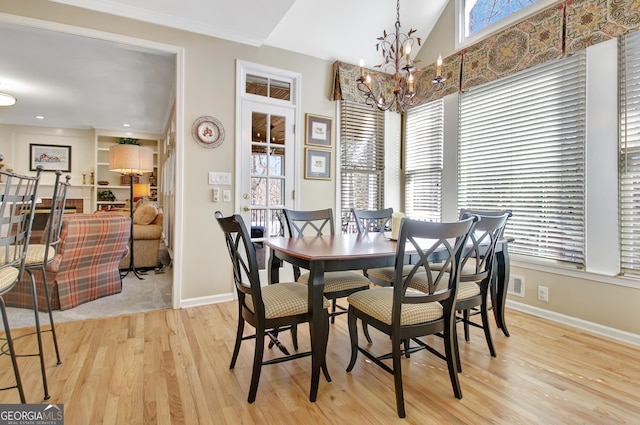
(19, 171), (70, 399)
(0, 166), (43, 402)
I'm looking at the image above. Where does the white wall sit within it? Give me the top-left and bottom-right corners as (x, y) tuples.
(0, 124), (95, 209)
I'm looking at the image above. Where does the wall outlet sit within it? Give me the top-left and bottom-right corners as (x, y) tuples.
(537, 285), (549, 302)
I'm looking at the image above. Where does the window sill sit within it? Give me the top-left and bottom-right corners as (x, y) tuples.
(511, 254), (640, 290)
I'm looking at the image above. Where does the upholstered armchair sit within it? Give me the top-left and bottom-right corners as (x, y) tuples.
(4, 212), (130, 311)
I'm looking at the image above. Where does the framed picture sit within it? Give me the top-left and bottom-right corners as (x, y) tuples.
(305, 114), (332, 147)
(29, 144), (71, 172)
(304, 148), (331, 180)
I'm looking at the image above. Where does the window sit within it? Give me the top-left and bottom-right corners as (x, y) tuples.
(404, 100), (444, 222)
(339, 101), (385, 232)
(245, 74), (291, 101)
(620, 31), (640, 276)
(458, 52), (586, 264)
(457, 0), (557, 48)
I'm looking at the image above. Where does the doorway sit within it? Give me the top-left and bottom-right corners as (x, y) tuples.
(236, 62), (301, 281)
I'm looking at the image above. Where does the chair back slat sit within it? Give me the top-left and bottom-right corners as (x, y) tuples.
(458, 210), (511, 282)
(283, 208), (334, 237)
(215, 212), (265, 318)
(0, 167), (43, 275)
(43, 171), (71, 254)
(351, 208), (393, 235)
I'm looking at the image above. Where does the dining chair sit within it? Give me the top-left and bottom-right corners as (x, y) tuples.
(282, 208), (372, 323)
(458, 209), (513, 328)
(351, 207), (415, 288)
(215, 211), (330, 403)
(0, 166), (43, 403)
(408, 210), (511, 372)
(346, 216), (476, 418)
(19, 171), (70, 395)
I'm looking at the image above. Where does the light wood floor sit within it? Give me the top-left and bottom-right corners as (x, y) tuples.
(0, 302), (638, 424)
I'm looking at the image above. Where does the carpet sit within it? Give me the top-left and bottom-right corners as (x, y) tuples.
(2, 267), (173, 330)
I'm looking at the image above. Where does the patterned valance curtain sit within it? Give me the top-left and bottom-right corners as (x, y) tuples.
(333, 0), (640, 109)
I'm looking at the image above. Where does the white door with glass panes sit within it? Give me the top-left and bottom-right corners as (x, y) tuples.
(239, 100), (295, 274)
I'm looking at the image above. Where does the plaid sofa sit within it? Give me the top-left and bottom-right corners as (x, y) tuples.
(4, 212), (130, 311)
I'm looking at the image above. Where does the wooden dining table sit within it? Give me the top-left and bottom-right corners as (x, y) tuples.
(265, 231), (511, 402)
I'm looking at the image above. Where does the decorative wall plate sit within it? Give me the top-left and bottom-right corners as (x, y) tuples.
(192, 116), (225, 148)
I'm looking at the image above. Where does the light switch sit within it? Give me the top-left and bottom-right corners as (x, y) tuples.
(223, 189), (231, 202)
(208, 172), (232, 185)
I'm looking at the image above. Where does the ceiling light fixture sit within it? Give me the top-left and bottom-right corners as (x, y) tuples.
(0, 92), (17, 107)
(357, 0), (420, 112)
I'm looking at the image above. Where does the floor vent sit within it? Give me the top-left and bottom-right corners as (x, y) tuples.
(508, 275), (525, 297)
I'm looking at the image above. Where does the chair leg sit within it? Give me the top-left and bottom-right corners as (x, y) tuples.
(291, 323), (299, 350)
(0, 297), (26, 403)
(321, 311), (331, 382)
(481, 302), (496, 357)
(28, 272), (50, 400)
(38, 268), (61, 365)
(392, 336), (406, 418)
(345, 307), (359, 372)
(453, 320), (462, 373)
(247, 329), (265, 403)
(229, 314), (245, 369)
(463, 309), (471, 342)
(444, 324), (463, 399)
(362, 322), (372, 344)
(330, 299), (337, 324)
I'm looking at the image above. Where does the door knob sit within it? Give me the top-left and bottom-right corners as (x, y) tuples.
(243, 206), (250, 212)
(243, 193), (250, 199)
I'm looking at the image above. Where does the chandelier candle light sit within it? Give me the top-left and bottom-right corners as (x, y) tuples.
(357, 0), (421, 112)
(432, 54), (446, 84)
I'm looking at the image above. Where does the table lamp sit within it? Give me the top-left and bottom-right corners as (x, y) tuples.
(133, 183), (151, 202)
(109, 144), (153, 279)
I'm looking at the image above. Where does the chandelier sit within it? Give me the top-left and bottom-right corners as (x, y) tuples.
(357, 0), (421, 112)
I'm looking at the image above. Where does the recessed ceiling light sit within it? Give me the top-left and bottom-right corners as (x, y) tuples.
(0, 92), (17, 106)
(123, 123), (131, 127)
(35, 115), (44, 120)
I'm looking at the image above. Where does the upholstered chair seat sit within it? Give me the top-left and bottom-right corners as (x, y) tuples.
(407, 272), (482, 300)
(297, 271), (371, 294)
(246, 282), (330, 318)
(364, 264), (415, 286)
(347, 287), (443, 326)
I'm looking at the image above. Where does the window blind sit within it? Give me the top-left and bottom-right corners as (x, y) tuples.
(405, 100), (444, 222)
(459, 52), (586, 264)
(340, 100), (385, 232)
(620, 31), (640, 275)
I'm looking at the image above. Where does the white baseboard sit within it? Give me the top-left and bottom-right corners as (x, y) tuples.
(506, 300), (640, 347)
(180, 292), (234, 309)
